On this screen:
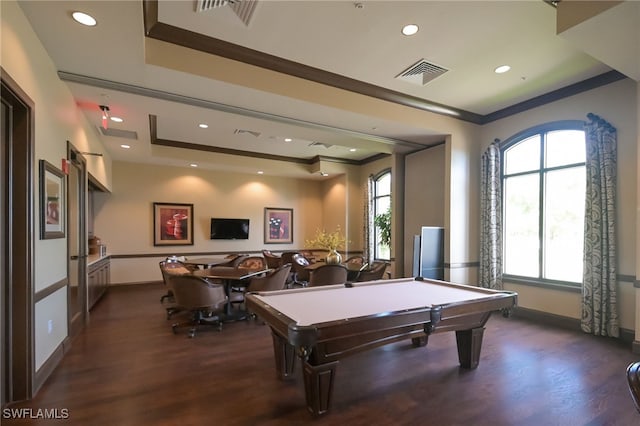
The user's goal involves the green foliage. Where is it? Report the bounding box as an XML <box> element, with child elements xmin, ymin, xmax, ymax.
<box><xmin>374</xmin><ymin>208</ymin><xmax>391</xmax><ymax>247</ymax></box>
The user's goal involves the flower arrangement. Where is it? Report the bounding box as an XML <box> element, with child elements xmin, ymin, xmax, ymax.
<box><xmin>305</xmin><ymin>226</ymin><xmax>347</xmax><ymax>251</ymax></box>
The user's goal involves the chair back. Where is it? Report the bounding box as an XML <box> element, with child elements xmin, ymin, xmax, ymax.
<box><xmin>628</xmin><ymin>361</ymin><xmax>640</xmax><ymax>413</ymax></box>
<box><xmin>236</xmin><ymin>256</ymin><xmax>267</xmax><ymax>270</ymax></box>
<box><xmin>291</xmin><ymin>253</ymin><xmax>311</xmax><ymax>284</ymax></box>
<box><xmin>345</xmin><ymin>255</ymin><xmax>366</xmax><ymax>267</ymax></box>
<box><xmin>168</xmin><ymin>274</ymin><xmax>227</xmax><ymax>311</ymax></box>
<box><xmin>248</xmin><ymin>264</ymin><xmax>292</xmax><ymax>292</ymax></box>
<box><xmin>279</xmin><ymin>251</ymin><xmax>300</xmax><ymax>267</ymax></box>
<box><xmin>308</xmin><ymin>264</ymin><xmax>348</xmax><ymax>287</ymax></box>
<box><xmin>159</xmin><ymin>259</ymin><xmax>197</xmax><ymax>284</ymax></box>
<box><xmin>262</xmin><ymin>250</ymin><xmax>282</xmax><ymax>268</ymax></box>
<box><xmin>225</xmin><ymin>254</ymin><xmax>249</xmax><ymax>267</ymax></box>
<box><xmin>356</xmin><ymin>261</ymin><xmax>389</xmax><ymax>282</ymax></box>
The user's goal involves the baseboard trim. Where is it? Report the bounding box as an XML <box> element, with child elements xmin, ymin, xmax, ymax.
<box><xmin>33</xmin><ymin>336</ymin><xmax>71</xmax><ymax>394</ymax></box>
<box><xmin>512</xmin><ymin>306</ymin><xmax>635</xmax><ymax>346</ymax></box>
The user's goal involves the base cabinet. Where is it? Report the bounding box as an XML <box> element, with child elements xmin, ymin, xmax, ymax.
<box><xmin>88</xmin><ymin>257</ymin><xmax>110</xmax><ymax>309</ymax></box>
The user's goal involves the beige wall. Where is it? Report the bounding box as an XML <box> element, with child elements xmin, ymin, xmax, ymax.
<box><xmin>2</xmin><ymin>0</ymin><xmax>111</xmax><ymax>370</ymax></box>
<box><xmin>480</xmin><ymin>78</ymin><xmax>638</xmax><ymax>330</ymax></box>
<box><xmin>96</xmin><ymin>161</ymin><xmax>332</xmax><ymax>283</ymax></box>
<box><xmin>404</xmin><ymin>144</ymin><xmax>446</xmax><ymax>275</ymax></box>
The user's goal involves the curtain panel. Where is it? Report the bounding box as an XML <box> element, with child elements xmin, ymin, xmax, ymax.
<box><xmin>581</xmin><ymin>113</ymin><xmax>619</xmax><ymax>337</ymax></box>
<box><xmin>479</xmin><ymin>140</ymin><xmax>503</xmax><ymax>290</ymax></box>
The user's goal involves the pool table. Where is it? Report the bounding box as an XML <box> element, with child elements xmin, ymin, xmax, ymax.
<box><xmin>245</xmin><ymin>277</ymin><xmax>518</xmax><ymax>416</ymax></box>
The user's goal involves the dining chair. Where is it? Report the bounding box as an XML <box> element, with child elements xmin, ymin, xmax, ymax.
<box><xmin>280</xmin><ymin>251</ymin><xmax>300</xmax><ymax>286</ymax></box>
<box><xmin>355</xmin><ymin>261</ymin><xmax>389</xmax><ymax>282</ymax></box>
<box><xmin>308</xmin><ymin>264</ymin><xmax>348</xmax><ymax>287</ymax></box>
<box><xmin>168</xmin><ymin>274</ymin><xmax>228</xmax><ymax>338</ymax></box>
<box><xmin>245</xmin><ymin>263</ymin><xmax>292</xmax><ymax>320</ymax></box>
<box><xmin>159</xmin><ymin>258</ymin><xmax>199</xmax><ymax>319</ymax></box>
<box><xmin>291</xmin><ymin>253</ymin><xmax>311</xmax><ymax>287</ymax></box>
<box><xmin>262</xmin><ymin>250</ymin><xmax>282</xmax><ymax>269</ymax></box>
<box><xmin>627</xmin><ymin>361</ymin><xmax>640</xmax><ymax>413</ymax></box>
<box><xmin>345</xmin><ymin>255</ymin><xmax>366</xmax><ymax>267</ymax></box>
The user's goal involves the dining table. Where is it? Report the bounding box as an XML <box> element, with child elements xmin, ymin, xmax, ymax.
<box><xmin>194</xmin><ymin>266</ymin><xmax>270</xmax><ymax>321</ymax></box>
<box><xmin>182</xmin><ymin>256</ymin><xmax>231</xmax><ymax>269</ymax></box>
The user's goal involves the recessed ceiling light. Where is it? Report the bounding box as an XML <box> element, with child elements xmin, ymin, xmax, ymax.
<box><xmin>190</xmin><ymin>163</ymin><xmax>198</xmax><ymax>168</ymax></box>
<box><xmin>495</xmin><ymin>65</ymin><xmax>511</xmax><ymax>74</ymax></box>
<box><xmin>110</xmin><ymin>116</ymin><xmax>123</xmax><ymax>123</ymax></box>
<box><xmin>401</xmin><ymin>24</ymin><xmax>419</xmax><ymax>36</ymax></box>
<box><xmin>320</xmin><ymin>172</ymin><xmax>329</xmax><ymax>177</ymax></box>
<box><xmin>257</xmin><ymin>171</ymin><xmax>264</xmax><ymax>175</ymax></box>
<box><xmin>198</xmin><ymin>123</ymin><xmax>208</xmax><ymax>129</ymax></box>
<box><xmin>120</xmin><ymin>144</ymin><xmax>130</xmax><ymax>149</ymax></box>
<box><xmin>72</xmin><ymin>11</ymin><xmax>97</xmax><ymax>26</ymax></box>
<box><xmin>284</xmin><ymin>138</ymin><xmax>292</xmax><ymax>142</ymax></box>
<box><xmin>349</xmin><ymin>148</ymin><xmax>357</xmax><ymax>152</ymax></box>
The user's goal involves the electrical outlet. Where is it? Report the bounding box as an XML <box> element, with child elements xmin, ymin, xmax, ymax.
<box><xmin>47</xmin><ymin>319</ymin><xmax>53</xmax><ymax>334</ymax></box>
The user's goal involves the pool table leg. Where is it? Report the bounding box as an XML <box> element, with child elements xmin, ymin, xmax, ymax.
<box><xmin>271</xmin><ymin>333</ymin><xmax>296</xmax><ymax>379</ymax></box>
<box><xmin>455</xmin><ymin>327</ymin><xmax>485</xmax><ymax>369</ymax></box>
<box><xmin>302</xmin><ymin>360</ymin><xmax>338</xmax><ymax>416</ymax></box>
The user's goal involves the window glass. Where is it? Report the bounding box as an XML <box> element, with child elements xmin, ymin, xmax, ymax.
<box><xmin>545</xmin><ymin>130</ymin><xmax>585</xmax><ymax>168</ymax></box>
<box><xmin>373</xmin><ymin>171</ymin><xmax>391</xmax><ymax>261</ymax></box>
<box><xmin>501</xmin><ymin>126</ymin><xmax>586</xmax><ymax>286</ymax></box>
<box><xmin>504</xmin><ymin>135</ymin><xmax>540</xmax><ymax>175</ymax></box>
<box><xmin>504</xmin><ymin>174</ymin><xmax>540</xmax><ymax>276</ymax></box>
<box><xmin>543</xmin><ymin>168</ymin><xmax>585</xmax><ymax>282</ymax></box>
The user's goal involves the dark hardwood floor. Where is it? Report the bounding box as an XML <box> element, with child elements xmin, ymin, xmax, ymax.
<box><xmin>4</xmin><ymin>283</ymin><xmax>640</xmax><ymax>425</ymax></box>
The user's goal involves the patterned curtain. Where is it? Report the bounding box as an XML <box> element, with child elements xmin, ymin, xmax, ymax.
<box><xmin>479</xmin><ymin>140</ymin><xmax>503</xmax><ymax>289</ymax></box>
<box><xmin>363</xmin><ymin>175</ymin><xmax>375</xmax><ymax>265</ymax></box>
<box><xmin>581</xmin><ymin>113</ymin><xmax>618</xmax><ymax>337</ymax></box>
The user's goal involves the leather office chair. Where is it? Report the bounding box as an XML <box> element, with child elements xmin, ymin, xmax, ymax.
<box><xmin>225</xmin><ymin>253</ymin><xmax>249</xmax><ymax>267</ymax></box>
<box><xmin>356</xmin><ymin>261</ymin><xmax>389</xmax><ymax>282</ymax></box>
<box><xmin>168</xmin><ymin>274</ymin><xmax>228</xmax><ymax>338</ymax></box>
<box><xmin>291</xmin><ymin>253</ymin><xmax>311</xmax><ymax>287</ymax></box>
<box><xmin>262</xmin><ymin>250</ymin><xmax>282</xmax><ymax>269</ymax></box>
<box><xmin>159</xmin><ymin>259</ymin><xmax>199</xmax><ymax>319</ymax></box>
<box><xmin>627</xmin><ymin>361</ymin><xmax>640</xmax><ymax>413</ymax></box>
<box><xmin>308</xmin><ymin>264</ymin><xmax>348</xmax><ymax>287</ymax></box>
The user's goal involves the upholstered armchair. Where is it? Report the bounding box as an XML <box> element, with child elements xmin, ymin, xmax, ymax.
<box><xmin>168</xmin><ymin>274</ymin><xmax>228</xmax><ymax>338</ymax></box>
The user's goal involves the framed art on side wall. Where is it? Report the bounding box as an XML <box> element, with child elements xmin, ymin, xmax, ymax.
<box><xmin>39</xmin><ymin>159</ymin><xmax>65</xmax><ymax>239</ymax></box>
<box><xmin>153</xmin><ymin>202</ymin><xmax>194</xmax><ymax>246</ymax></box>
<box><xmin>264</xmin><ymin>207</ymin><xmax>293</xmax><ymax>244</ymax></box>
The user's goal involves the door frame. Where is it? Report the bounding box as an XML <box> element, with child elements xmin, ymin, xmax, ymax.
<box><xmin>66</xmin><ymin>144</ymin><xmax>87</xmax><ymax>337</ymax></box>
<box><xmin>1</xmin><ymin>68</ymin><xmax>35</xmax><ymax>404</ymax></box>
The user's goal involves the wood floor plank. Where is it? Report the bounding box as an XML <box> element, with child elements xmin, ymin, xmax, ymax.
<box><xmin>3</xmin><ymin>283</ymin><xmax>639</xmax><ymax>425</ymax></box>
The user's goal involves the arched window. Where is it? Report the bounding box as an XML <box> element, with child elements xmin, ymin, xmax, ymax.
<box><xmin>502</xmin><ymin>122</ymin><xmax>585</xmax><ymax>286</ymax></box>
<box><xmin>373</xmin><ymin>170</ymin><xmax>391</xmax><ymax>260</ymax></box>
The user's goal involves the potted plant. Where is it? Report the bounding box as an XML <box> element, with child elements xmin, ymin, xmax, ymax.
<box><xmin>305</xmin><ymin>226</ymin><xmax>347</xmax><ymax>264</ymax></box>
<box><xmin>374</xmin><ymin>207</ymin><xmax>391</xmax><ymax>248</ymax></box>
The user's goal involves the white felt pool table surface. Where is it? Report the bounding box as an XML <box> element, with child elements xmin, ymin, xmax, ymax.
<box><xmin>249</xmin><ymin>277</ymin><xmax>507</xmax><ymax>326</ymax></box>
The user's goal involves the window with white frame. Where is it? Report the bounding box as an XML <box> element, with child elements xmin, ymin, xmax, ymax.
<box><xmin>373</xmin><ymin>170</ymin><xmax>391</xmax><ymax>260</ymax></box>
<box><xmin>502</xmin><ymin>125</ymin><xmax>586</xmax><ymax>286</ymax></box>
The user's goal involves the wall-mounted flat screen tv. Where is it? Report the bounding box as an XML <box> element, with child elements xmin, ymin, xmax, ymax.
<box><xmin>210</xmin><ymin>218</ymin><xmax>250</xmax><ymax>240</ymax></box>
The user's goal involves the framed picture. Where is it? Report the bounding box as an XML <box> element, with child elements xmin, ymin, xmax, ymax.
<box><xmin>153</xmin><ymin>202</ymin><xmax>194</xmax><ymax>246</ymax></box>
<box><xmin>39</xmin><ymin>160</ymin><xmax>65</xmax><ymax>239</ymax></box>
<box><xmin>264</xmin><ymin>207</ymin><xmax>293</xmax><ymax>244</ymax></box>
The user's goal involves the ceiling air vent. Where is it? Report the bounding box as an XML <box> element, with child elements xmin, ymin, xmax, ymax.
<box><xmin>196</xmin><ymin>0</ymin><xmax>237</xmax><ymax>11</ymax></box>
<box><xmin>196</xmin><ymin>0</ymin><xmax>258</xmax><ymax>26</ymax></box>
<box><xmin>396</xmin><ymin>59</ymin><xmax>449</xmax><ymax>86</ymax></box>
<box><xmin>234</xmin><ymin>129</ymin><xmax>261</xmax><ymax>137</ymax></box>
